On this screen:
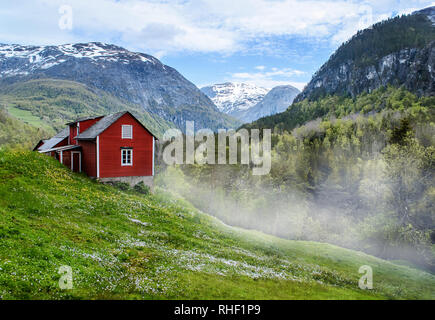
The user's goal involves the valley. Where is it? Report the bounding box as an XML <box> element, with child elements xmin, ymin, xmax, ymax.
<box><xmin>0</xmin><ymin>4</ymin><xmax>434</xmax><ymax>301</ymax></box>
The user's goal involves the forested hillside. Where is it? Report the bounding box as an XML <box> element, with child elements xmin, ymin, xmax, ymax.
<box><xmin>294</xmin><ymin>8</ymin><xmax>435</xmax><ymax>102</ymax></box>
<box><xmin>326</xmin><ymin>11</ymin><xmax>435</xmax><ymax>69</ymax></box>
<box><xmin>0</xmin><ymin>108</ymin><xmax>48</xmax><ymax>149</ymax></box>
<box><xmin>244</xmin><ymin>86</ymin><xmax>435</xmax><ymax>133</ymax></box>
<box><xmin>0</xmin><ymin>79</ymin><xmax>174</xmax><ymax>146</ymax></box>
<box><xmin>159</xmin><ymin>87</ymin><xmax>435</xmax><ymax>272</ymax></box>
<box><xmin>219</xmin><ymin>10</ymin><xmax>435</xmax><ymax>273</ymax></box>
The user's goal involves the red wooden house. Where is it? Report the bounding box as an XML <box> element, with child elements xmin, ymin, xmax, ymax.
<box><xmin>34</xmin><ymin>111</ymin><xmax>157</xmax><ymax>188</ymax></box>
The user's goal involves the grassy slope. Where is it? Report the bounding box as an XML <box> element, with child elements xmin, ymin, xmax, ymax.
<box><xmin>0</xmin><ymin>150</ymin><xmax>433</xmax><ymax>300</ymax></box>
<box><xmin>0</xmin><ymin>109</ymin><xmax>49</xmax><ymax>149</ymax></box>
<box><xmin>0</xmin><ymin>79</ymin><xmax>174</xmax><ymax>139</ymax></box>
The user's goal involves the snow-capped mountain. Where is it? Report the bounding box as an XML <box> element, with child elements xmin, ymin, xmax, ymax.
<box><xmin>201</xmin><ymin>82</ymin><xmax>269</xmax><ymax>118</ymax></box>
<box><xmin>0</xmin><ymin>42</ymin><xmax>159</xmax><ymax>76</ymax></box>
<box><xmin>241</xmin><ymin>85</ymin><xmax>300</xmax><ymax>123</ymax></box>
<box><xmin>0</xmin><ymin>42</ymin><xmax>239</xmax><ymax>130</ymax></box>
<box><xmin>201</xmin><ymin>82</ymin><xmax>300</xmax><ymax>123</ymax></box>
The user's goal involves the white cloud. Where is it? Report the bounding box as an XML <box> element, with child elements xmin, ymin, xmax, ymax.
<box><xmin>1</xmin><ymin>0</ymin><xmax>432</xmax><ymax>56</ymax></box>
<box><xmin>230</xmin><ymin>67</ymin><xmax>306</xmax><ymax>90</ymax></box>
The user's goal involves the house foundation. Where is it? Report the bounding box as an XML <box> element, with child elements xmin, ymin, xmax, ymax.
<box><xmin>99</xmin><ymin>176</ymin><xmax>154</xmax><ymax>189</ymax></box>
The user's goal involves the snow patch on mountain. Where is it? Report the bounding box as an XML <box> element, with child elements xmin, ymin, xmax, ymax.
<box><xmin>0</xmin><ymin>41</ymin><xmax>239</xmax><ymax>130</ymax></box>
<box><xmin>201</xmin><ymin>82</ymin><xmax>300</xmax><ymax>123</ymax></box>
<box><xmin>241</xmin><ymin>85</ymin><xmax>300</xmax><ymax>123</ymax></box>
<box><xmin>201</xmin><ymin>82</ymin><xmax>269</xmax><ymax>115</ymax></box>
<box><xmin>0</xmin><ymin>42</ymin><xmax>159</xmax><ymax>77</ymax></box>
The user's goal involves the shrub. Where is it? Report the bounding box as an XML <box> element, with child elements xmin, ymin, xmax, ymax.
<box><xmin>108</xmin><ymin>181</ymin><xmax>131</xmax><ymax>191</ymax></box>
<box><xmin>134</xmin><ymin>181</ymin><xmax>150</xmax><ymax>195</ymax></box>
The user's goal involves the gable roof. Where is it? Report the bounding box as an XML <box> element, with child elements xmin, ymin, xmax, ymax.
<box><xmin>36</xmin><ymin>127</ymin><xmax>70</xmax><ymax>151</ymax></box>
<box><xmin>66</xmin><ymin>115</ymin><xmax>104</xmax><ymax>125</ymax></box>
<box><xmin>75</xmin><ymin>111</ymin><xmax>158</xmax><ymax>140</ymax></box>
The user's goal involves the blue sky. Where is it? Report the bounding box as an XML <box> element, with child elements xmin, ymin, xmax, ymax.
<box><xmin>1</xmin><ymin>0</ymin><xmax>434</xmax><ymax>90</ymax></box>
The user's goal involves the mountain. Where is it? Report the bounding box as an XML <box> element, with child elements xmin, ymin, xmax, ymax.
<box><xmin>241</xmin><ymin>85</ymin><xmax>300</xmax><ymax>123</ymax></box>
<box><xmin>1</xmin><ymin>149</ymin><xmax>434</xmax><ymax>299</ymax></box>
<box><xmin>246</xmin><ymin>7</ymin><xmax>435</xmax><ymax>132</ymax></box>
<box><xmin>201</xmin><ymin>82</ymin><xmax>269</xmax><ymax>119</ymax></box>
<box><xmin>201</xmin><ymin>82</ymin><xmax>300</xmax><ymax>123</ymax></box>
<box><xmin>0</xmin><ymin>42</ymin><xmax>240</xmax><ymax>131</ymax></box>
<box><xmin>0</xmin><ymin>79</ymin><xmax>174</xmax><ymax>140</ymax></box>
<box><xmin>294</xmin><ymin>6</ymin><xmax>435</xmax><ymax>103</ymax></box>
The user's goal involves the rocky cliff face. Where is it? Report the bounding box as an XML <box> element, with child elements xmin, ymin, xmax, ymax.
<box><xmin>0</xmin><ymin>42</ymin><xmax>239</xmax><ymax>130</ymax></box>
<box><xmin>295</xmin><ymin>7</ymin><xmax>435</xmax><ymax>102</ymax></box>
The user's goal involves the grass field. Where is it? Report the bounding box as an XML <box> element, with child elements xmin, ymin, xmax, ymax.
<box><xmin>6</xmin><ymin>106</ymin><xmax>54</xmax><ymax>133</ymax></box>
<box><xmin>0</xmin><ymin>150</ymin><xmax>433</xmax><ymax>299</ymax></box>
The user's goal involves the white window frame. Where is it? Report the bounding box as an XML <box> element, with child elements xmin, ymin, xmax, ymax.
<box><xmin>122</xmin><ymin>125</ymin><xmax>133</xmax><ymax>139</ymax></box>
<box><xmin>121</xmin><ymin>148</ymin><xmax>133</xmax><ymax>166</ymax></box>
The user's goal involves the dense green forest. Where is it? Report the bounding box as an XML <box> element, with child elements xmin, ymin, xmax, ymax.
<box><xmin>327</xmin><ymin>12</ymin><xmax>435</xmax><ymax>69</ymax></box>
<box><xmin>244</xmin><ymin>86</ymin><xmax>435</xmax><ymax>134</ymax></box>
<box><xmin>157</xmin><ymin>87</ymin><xmax>435</xmax><ymax>272</ymax></box>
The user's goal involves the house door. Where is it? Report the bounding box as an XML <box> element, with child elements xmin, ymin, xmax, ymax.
<box><xmin>71</xmin><ymin>152</ymin><xmax>81</xmax><ymax>173</ymax></box>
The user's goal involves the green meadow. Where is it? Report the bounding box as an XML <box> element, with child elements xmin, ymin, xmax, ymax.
<box><xmin>0</xmin><ymin>150</ymin><xmax>433</xmax><ymax>299</ymax></box>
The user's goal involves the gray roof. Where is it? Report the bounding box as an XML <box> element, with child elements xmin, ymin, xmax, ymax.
<box><xmin>75</xmin><ymin>111</ymin><xmax>129</xmax><ymax>140</ymax></box>
<box><xmin>38</xmin><ymin>127</ymin><xmax>69</xmax><ymax>151</ymax></box>
<box><xmin>66</xmin><ymin>115</ymin><xmax>104</xmax><ymax>125</ymax></box>
<box><xmin>38</xmin><ymin>144</ymin><xmax>81</xmax><ymax>153</ymax></box>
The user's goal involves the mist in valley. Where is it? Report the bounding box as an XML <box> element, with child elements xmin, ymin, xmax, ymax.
<box><xmin>155</xmin><ymin>110</ymin><xmax>435</xmax><ymax>273</ymax></box>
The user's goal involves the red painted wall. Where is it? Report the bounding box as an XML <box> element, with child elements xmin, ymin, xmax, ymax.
<box><xmin>69</xmin><ymin>117</ymin><xmax>103</xmax><ymax>145</ymax></box>
<box><xmin>55</xmin><ymin>137</ymin><xmax>68</xmax><ymax>148</ymax></box>
<box><xmin>69</xmin><ymin>124</ymin><xmax>77</xmax><ymax>145</ymax></box>
<box><xmin>79</xmin><ymin>140</ymin><xmax>97</xmax><ymax>177</ymax></box>
<box><xmin>98</xmin><ymin>113</ymin><xmax>153</xmax><ymax>178</ymax></box>
<box><xmin>62</xmin><ymin>150</ymin><xmax>72</xmax><ymax>169</ymax></box>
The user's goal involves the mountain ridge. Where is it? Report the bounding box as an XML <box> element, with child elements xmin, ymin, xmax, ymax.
<box><xmin>241</xmin><ymin>85</ymin><xmax>300</xmax><ymax>123</ymax></box>
<box><xmin>0</xmin><ymin>42</ymin><xmax>240</xmax><ymax>131</ymax></box>
<box><xmin>201</xmin><ymin>82</ymin><xmax>269</xmax><ymax>118</ymax></box>
<box><xmin>201</xmin><ymin>82</ymin><xmax>299</xmax><ymax>123</ymax></box>
<box><xmin>294</xmin><ymin>6</ymin><xmax>435</xmax><ymax>103</ymax></box>
<box><xmin>0</xmin><ymin>78</ymin><xmax>174</xmax><ymax>139</ymax></box>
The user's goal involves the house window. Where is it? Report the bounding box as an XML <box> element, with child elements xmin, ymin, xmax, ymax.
<box><xmin>121</xmin><ymin>148</ymin><xmax>133</xmax><ymax>166</ymax></box>
<box><xmin>122</xmin><ymin>125</ymin><xmax>133</xmax><ymax>139</ymax></box>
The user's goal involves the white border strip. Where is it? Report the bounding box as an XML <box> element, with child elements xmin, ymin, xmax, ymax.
<box><xmin>96</xmin><ymin>135</ymin><xmax>100</xmax><ymax>178</ymax></box>
<box><xmin>152</xmin><ymin>136</ymin><xmax>155</xmax><ymax>176</ymax></box>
